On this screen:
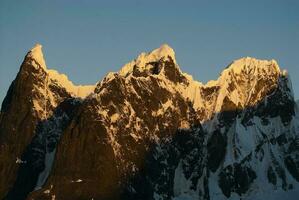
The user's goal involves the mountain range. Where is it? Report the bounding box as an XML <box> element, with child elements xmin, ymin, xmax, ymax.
<box><xmin>0</xmin><ymin>44</ymin><xmax>298</xmax><ymax>200</ymax></box>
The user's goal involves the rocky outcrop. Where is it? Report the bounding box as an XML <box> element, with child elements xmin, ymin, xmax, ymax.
<box><xmin>1</xmin><ymin>44</ymin><xmax>298</xmax><ymax>200</ymax></box>
<box><xmin>0</xmin><ymin>44</ymin><xmax>94</xmax><ymax>199</ymax></box>
<box><xmin>0</xmin><ymin>44</ymin><xmax>68</xmax><ymax>198</ymax></box>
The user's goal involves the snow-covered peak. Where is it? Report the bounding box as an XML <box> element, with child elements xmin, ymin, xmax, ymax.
<box><xmin>210</xmin><ymin>57</ymin><xmax>282</xmax><ymax>112</ymax></box>
<box><xmin>222</xmin><ymin>57</ymin><xmax>280</xmax><ymax>76</ymax></box>
<box><xmin>24</xmin><ymin>44</ymin><xmax>96</xmax><ymax>99</ymax></box>
<box><xmin>26</xmin><ymin>43</ymin><xmax>47</xmax><ymax>69</ymax></box>
<box><xmin>24</xmin><ymin>44</ymin><xmax>292</xmax><ymax>118</ymax></box>
<box><xmin>150</xmin><ymin>44</ymin><xmax>175</xmax><ymax>60</ymax></box>
<box><xmin>119</xmin><ymin>44</ymin><xmax>176</xmax><ymax>76</ymax></box>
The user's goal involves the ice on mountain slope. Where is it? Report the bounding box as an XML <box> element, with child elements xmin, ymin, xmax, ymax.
<box><xmin>173</xmin><ymin>161</ymin><xmax>194</xmax><ymax>197</ymax></box>
<box><xmin>32</xmin><ymin>99</ymin><xmax>82</xmax><ymax>191</ymax></box>
<box><xmin>27</xmin><ymin>44</ymin><xmax>96</xmax><ymax>99</ymax></box>
<box><xmin>222</xmin><ymin>116</ymin><xmax>289</xmax><ymax>167</ymax></box>
<box><xmin>35</xmin><ymin>149</ymin><xmax>56</xmax><ymax>190</ymax></box>
<box><xmin>171</xmin><ymin>116</ymin><xmax>299</xmax><ymax>199</ymax></box>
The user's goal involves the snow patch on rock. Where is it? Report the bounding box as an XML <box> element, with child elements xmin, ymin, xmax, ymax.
<box><xmin>35</xmin><ymin>149</ymin><xmax>56</xmax><ymax>190</ymax></box>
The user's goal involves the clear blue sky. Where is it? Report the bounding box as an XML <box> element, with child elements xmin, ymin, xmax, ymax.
<box><xmin>1</xmin><ymin>0</ymin><xmax>298</xmax><ymax>103</ymax></box>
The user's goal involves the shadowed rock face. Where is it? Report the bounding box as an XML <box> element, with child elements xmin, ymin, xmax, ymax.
<box><xmin>5</xmin><ymin>99</ymin><xmax>82</xmax><ymax>200</ymax></box>
<box><xmin>1</xmin><ymin>44</ymin><xmax>299</xmax><ymax>200</ymax></box>
<box><xmin>0</xmin><ymin>48</ymin><xmax>73</xmax><ymax>198</ymax></box>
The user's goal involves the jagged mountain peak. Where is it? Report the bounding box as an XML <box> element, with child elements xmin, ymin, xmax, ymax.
<box><xmin>22</xmin><ymin>44</ymin><xmax>293</xmax><ymax>120</ymax></box>
<box><xmin>222</xmin><ymin>57</ymin><xmax>281</xmax><ymax>77</ymax></box>
<box><xmin>205</xmin><ymin>57</ymin><xmax>286</xmax><ymax>113</ymax></box>
<box><xmin>96</xmin><ymin>48</ymin><xmax>294</xmax><ymax>124</ymax></box>
<box><xmin>25</xmin><ymin>43</ymin><xmax>47</xmax><ymax>70</ymax></box>
<box><xmin>119</xmin><ymin>44</ymin><xmax>177</xmax><ymax>77</ymax></box>
<box><xmin>1</xmin><ymin>44</ymin><xmax>299</xmax><ymax>200</ymax></box>
<box><xmin>151</xmin><ymin>43</ymin><xmax>175</xmax><ymax>60</ymax></box>
<box><xmin>21</xmin><ymin>44</ymin><xmax>96</xmax><ymax>99</ymax></box>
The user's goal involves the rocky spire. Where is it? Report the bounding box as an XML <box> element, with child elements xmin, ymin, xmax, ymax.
<box><xmin>1</xmin><ymin>44</ymin><xmax>298</xmax><ymax>200</ymax></box>
<box><xmin>20</xmin><ymin>44</ymin><xmax>95</xmax><ymax>99</ymax></box>
<box><xmin>25</xmin><ymin>43</ymin><xmax>47</xmax><ymax>70</ymax></box>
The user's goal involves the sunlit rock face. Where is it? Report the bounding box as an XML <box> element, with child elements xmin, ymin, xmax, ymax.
<box><xmin>0</xmin><ymin>44</ymin><xmax>298</xmax><ymax>200</ymax></box>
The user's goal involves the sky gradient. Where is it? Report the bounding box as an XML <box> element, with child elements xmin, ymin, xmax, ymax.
<box><xmin>1</xmin><ymin>0</ymin><xmax>299</xmax><ymax>104</ymax></box>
